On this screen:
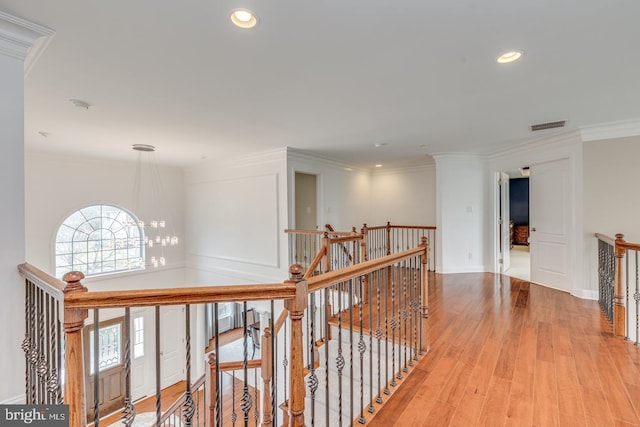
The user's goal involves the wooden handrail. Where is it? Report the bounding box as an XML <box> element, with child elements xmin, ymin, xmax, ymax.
<box><xmin>307</xmin><ymin>245</ymin><xmax>426</xmax><ymax>292</ymax></box>
<box><xmin>616</xmin><ymin>240</ymin><xmax>640</xmax><ymax>252</ymax></box>
<box><xmin>595</xmin><ymin>233</ymin><xmax>616</xmax><ymax>246</ymax></box>
<box><xmin>303</xmin><ymin>247</ymin><xmax>326</xmax><ymax>279</ymax></box>
<box><xmin>388</xmin><ymin>224</ymin><xmax>437</xmax><ymax>230</ymax></box>
<box><xmin>18</xmin><ymin>263</ymin><xmax>66</xmax><ymax>296</ymax></box>
<box><xmin>64</xmin><ymin>283</ymin><xmax>297</xmax><ymax>310</ymax></box>
<box><xmin>284</xmin><ymin>228</ymin><xmax>358</xmax><ymax>237</ymax></box>
<box><xmin>217</xmin><ymin>359</ymin><xmax>262</xmax><ymax>371</ymax></box>
<box><xmin>327</xmin><ymin>234</ymin><xmax>363</xmax><ymax>244</ymax></box>
<box><xmin>158</xmin><ymin>373</ymin><xmax>206</xmax><ymax>425</ymax></box>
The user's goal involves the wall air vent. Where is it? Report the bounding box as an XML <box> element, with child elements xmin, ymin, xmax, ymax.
<box><xmin>530</xmin><ymin>120</ymin><xmax>566</xmax><ymax>131</ymax></box>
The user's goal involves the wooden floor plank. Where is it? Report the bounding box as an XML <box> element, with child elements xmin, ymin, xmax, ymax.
<box><xmin>365</xmin><ymin>272</ymin><xmax>640</xmax><ymax>427</ymax></box>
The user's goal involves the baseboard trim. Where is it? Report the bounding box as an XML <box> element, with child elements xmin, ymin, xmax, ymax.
<box><xmin>572</xmin><ymin>289</ymin><xmax>598</xmax><ymax>300</ymax></box>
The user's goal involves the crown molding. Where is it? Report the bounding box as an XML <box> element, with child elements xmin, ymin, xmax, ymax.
<box><xmin>579</xmin><ymin>119</ymin><xmax>640</xmax><ymax>142</ymax></box>
<box><xmin>0</xmin><ymin>11</ymin><xmax>54</xmax><ymax>74</ymax></box>
<box><xmin>286</xmin><ymin>147</ymin><xmax>369</xmax><ymax>174</ymax></box>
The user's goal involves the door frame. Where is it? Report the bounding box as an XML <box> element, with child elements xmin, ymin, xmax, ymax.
<box><xmin>488</xmin><ymin>131</ymin><xmax>584</xmax><ymax>297</ymax></box>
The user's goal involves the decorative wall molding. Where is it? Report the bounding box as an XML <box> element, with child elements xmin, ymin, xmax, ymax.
<box><xmin>0</xmin><ymin>11</ymin><xmax>54</xmax><ymax>75</ymax></box>
<box><xmin>287</xmin><ymin>147</ymin><xmax>369</xmax><ymax>174</ymax></box>
<box><xmin>580</xmin><ymin>119</ymin><xmax>640</xmax><ymax>142</ymax></box>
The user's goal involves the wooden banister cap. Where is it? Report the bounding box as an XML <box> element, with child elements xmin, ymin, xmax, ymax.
<box><xmin>615</xmin><ymin>233</ymin><xmax>625</xmax><ymax>240</ymax></box>
<box><xmin>288</xmin><ymin>264</ymin><xmax>304</xmax><ymax>281</ymax></box>
<box><xmin>62</xmin><ymin>271</ymin><xmax>87</xmax><ymax>294</ymax></box>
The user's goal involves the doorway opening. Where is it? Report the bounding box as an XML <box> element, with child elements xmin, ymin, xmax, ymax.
<box><xmin>294</xmin><ymin>172</ymin><xmax>318</xmax><ymax>230</ymax></box>
<box><xmin>498</xmin><ymin>171</ymin><xmax>530</xmax><ymax>281</ymax></box>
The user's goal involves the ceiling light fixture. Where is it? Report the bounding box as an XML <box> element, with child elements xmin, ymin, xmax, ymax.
<box><xmin>130</xmin><ymin>144</ymin><xmax>179</xmax><ymax>268</ymax></box>
<box><xmin>374</xmin><ymin>143</ymin><xmax>387</xmax><ymax>148</ymax></box>
<box><xmin>375</xmin><ymin>164</ymin><xmax>383</xmax><ymax>168</ymax></box>
<box><xmin>496</xmin><ymin>50</ymin><xmax>523</xmax><ymax>64</ymax></box>
<box><xmin>230</xmin><ymin>9</ymin><xmax>258</xmax><ymax>29</ymax></box>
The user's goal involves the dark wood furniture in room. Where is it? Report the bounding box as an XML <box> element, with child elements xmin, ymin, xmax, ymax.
<box><xmin>514</xmin><ymin>225</ymin><xmax>529</xmax><ymax>245</ymax></box>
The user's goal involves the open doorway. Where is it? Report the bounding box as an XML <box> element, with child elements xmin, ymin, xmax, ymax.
<box><xmin>508</xmin><ymin>174</ymin><xmax>530</xmax><ymax>281</ymax></box>
<box><xmin>497</xmin><ymin>170</ymin><xmax>530</xmax><ymax>281</ymax></box>
<box><xmin>294</xmin><ymin>172</ymin><xmax>318</xmax><ymax>230</ymax></box>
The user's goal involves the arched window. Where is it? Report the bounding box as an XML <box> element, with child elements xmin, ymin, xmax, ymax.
<box><xmin>55</xmin><ymin>205</ymin><xmax>144</xmax><ymax>278</ymax></box>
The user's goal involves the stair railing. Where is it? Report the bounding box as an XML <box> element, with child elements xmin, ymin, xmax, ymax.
<box><xmin>19</xmin><ymin>236</ymin><xmax>429</xmax><ymax>427</ymax></box>
<box><xmin>595</xmin><ymin>233</ymin><xmax>640</xmax><ymax>342</ymax></box>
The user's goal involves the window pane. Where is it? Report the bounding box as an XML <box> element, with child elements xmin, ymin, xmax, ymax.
<box><xmin>56</xmin><ymin>205</ymin><xmax>144</xmax><ymax>278</ymax></box>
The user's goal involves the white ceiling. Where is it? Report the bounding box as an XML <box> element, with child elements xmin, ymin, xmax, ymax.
<box><xmin>2</xmin><ymin>0</ymin><xmax>640</xmax><ymax>168</ymax></box>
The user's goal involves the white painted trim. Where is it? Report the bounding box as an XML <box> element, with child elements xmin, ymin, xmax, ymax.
<box><xmin>0</xmin><ymin>394</ymin><xmax>25</xmax><ymax>404</ymax></box>
<box><xmin>370</xmin><ymin>163</ymin><xmax>436</xmax><ymax>176</ymax></box>
<box><xmin>439</xmin><ymin>265</ymin><xmax>487</xmax><ymax>274</ymax></box>
<box><xmin>0</xmin><ymin>11</ymin><xmax>54</xmax><ymax>65</ymax></box>
<box><xmin>580</xmin><ymin>119</ymin><xmax>640</xmax><ymax>142</ymax></box>
<box><xmin>286</xmin><ymin>147</ymin><xmax>369</xmax><ymax>174</ymax></box>
<box><xmin>572</xmin><ymin>289</ymin><xmax>598</xmax><ymax>301</ymax></box>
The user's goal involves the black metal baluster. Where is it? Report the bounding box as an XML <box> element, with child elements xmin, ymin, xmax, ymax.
<box><xmin>22</xmin><ymin>280</ymin><xmax>30</xmax><ymax>403</ymax></box>
<box><xmin>93</xmin><ymin>309</ymin><xmax>100</xmax><ymax>425</ymax></box>
<box><xmin>375</xmin><ymin>270</ymin><xmax>383</xmax><ymax>404</ymax></box>
<box><xmin>155</xmin><ymin>306</ymin><xmax>162</xmax><ymax>426</ymax></box>
<box><xmin>635</xmin><ymin>251</ymin><xmax>640</xmax><ymax>346</ymax></box>
<box><xmin>368</xmin><ymin>271</ymin><xmax>374</xmax><ymax>414</ymax></box>
<box><xmin>398</xmin><ymin>262</ymin><xmax>405</xmax><ymax>379</ymax></box>
<box><xmin>122</xmin><ymin>308</ymin><xmax>136</xmax><ymax>426</ymax></box>
<box><xmin>384</xmin><ymin>266</ymin><xmax>390</xmax><ymax>395</ymax></box>
<box><xmin>324</xmin><ymin>287</ymin><xmax>330</xmax><ymax>426</ymax></box>
<box><xmin>358</xmin><ymin>276</ymin><xmax>366</xmax><ymax>424</ymax></box>
<box><xmin>390</xmin><ymin>265</ymin><xmax>397</xmax><ymax>387</ymax></box>
<box><xmin>413</xmin><ymin>258</ymin><xmax>419</xmax><ymax>362</ymax></box>
<box><xmin>37</xmin><ymin>287</ymin><xmax>44</xmax><ymax>403</ymax></box>
<box><xmin>254</xmin><ymin>369</ymin><xmax>259</xmax><ymax>427</ymax></box>
<box><xmin>308</xmin><ymin>291</ymin><xmax>318</xmax><ymax>426</ymax></box>
<box><xmin>270</xmin><ymin>300</ymin><xmax>277</xmax><ymax>427</ymax></box>
<box><xmin>242</xmin><ymin>303</ymin><xmax>252</xmax><ymax>427</ymax></box>
<box><xmin>184</xmin><ymin>304</ymin><xmax>195</xmax><ymax>426</ymax></box>
<box><xmin>337</xmin><ymin>281</ymin><xmax>345</xmax><ymax>426</ymax></box>
<box><xmin>232</xmin><ymin>370</ymin><xmax>237</xmax><ymax>426</ymax></box>
<box><xmin>214</xmin><ymin>303</ymin><xmax>222</xmax><ymax>427</ymax></box>
<box><xmin>349</xmin><ymin>278</ymin><xmax>355</xmax><ymax>426</ymax></box>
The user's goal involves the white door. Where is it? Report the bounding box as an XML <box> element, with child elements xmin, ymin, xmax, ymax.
<box><xmin>530</xmin><ymin>158</ymin><xmax>571</xmax><ymax>292</ymax></box>
<box><xmin>500</xmin><ymin>172</ymin><xmax>511</xmax><ymax>272</ymax></box>
<box><xmin>160</xmin><ymin>306</ymin><xmax>185</xmax><ymax>388</ymax></box>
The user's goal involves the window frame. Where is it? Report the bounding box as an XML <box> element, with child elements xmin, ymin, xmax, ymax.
<box><xmin>54</xmin><ymin>204</ymin><xmax>145</xmax><ymax>279</ymax></box>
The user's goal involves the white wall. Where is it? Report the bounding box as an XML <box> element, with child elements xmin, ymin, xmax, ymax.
<box><xmin>184</xmin><ymin>148</ymin><xmax>289</xmax><ymax>285</ymax></box>
<box><xmin>0</xmin><ymin>50</ymin><xmax>28</xmax><ymax>404</ymax></box>
<box><xmin>583</xmin><ymin>135</ymin><xmax>640</xmax><ymax>294</ymax></box>
<box><xmin>584</xmin><ymin>135</ymin><xmax>640</xmax><ymax>242</ymax></box>
<box><xmin>369</xmin><ymin>165</ymin><xmax>436</xmax><ymax>226</ymax></box>
<box><xmin>25</xmin><ymin>151</ymin><xmax>185</xmax><ymax>279</ymax></box>
<box><xmin>287</xmin><ymin>150</ymin><xmax>370</xmax><ymax>232</ymax></box>
<box><xmin>434</xmin><ymin>155</ymin><xmax>489</xmax><ymax>273</ymax></box>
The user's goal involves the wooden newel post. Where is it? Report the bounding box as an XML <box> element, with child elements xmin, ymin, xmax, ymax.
<box><xmin>261</xmin><ymin>327</ymin><xmax>274</xmax><ymax>427</ymax></box>
<box><xmin>62</xmin><ymin>271</ymin><xmax>89</xmax><ymax>427</ymax></box>
<box><xmin>614</xmin><ymin>233</ymin><xmax>627</xmax><ymax>337</ymax></box>
<box><xmin>284</xmin><ymin>264</ymin><xmax>308</xmax><ymax>427</ymax></box>
<box><xmin>321</xmin><ymin>232</ymin><xmax>331</xmax><ymax>272</ymax></box>
<box><xmin>208</xmin><ymin>352</ymin><xmax>218</xmax><ymax>426</ymax></box>
<box><xmin>420</xmin><ymin>237</ymin><xmax>430</xmax><ymax>353</ymax></box>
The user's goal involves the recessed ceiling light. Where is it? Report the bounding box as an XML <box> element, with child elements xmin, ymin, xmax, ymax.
<box><xmin>230</xmin><ymin>9</ymin><xmax>258</xmax><ymax>29</ymax></box>
<box><xmin>344</xmin><ymin>167</ymin><xmax>353</xmax><ymax>172</ymax></box>
<box><xmin>374</xmin><ymin>143</ymin><xmax>387</xmax><ymax>148</ymax></box>
<box><xmin>375</xmin><ymin>164</ymin><xmax>383</xmax><ymax>168</ymax></box>
<box><xmin>496</xmin><ymin>50</ymin><xmax>523</xmax><ymax>64</ymax></box>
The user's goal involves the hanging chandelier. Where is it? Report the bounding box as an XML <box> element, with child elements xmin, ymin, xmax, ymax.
<box><xmin>129</xmin><ymin>144</ymin><xmax>179</xmax><ymax>268</ymax></box>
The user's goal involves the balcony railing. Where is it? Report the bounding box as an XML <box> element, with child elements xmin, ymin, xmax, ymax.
<box><xmin>595</xmin><ymin>233</ymin><xmax>640</xmax><ymax>342</ymax></box>
<box><xmin>19</xmin><ymin>232</ymin><xmax>430</xmax><ymax>427</ymax></box>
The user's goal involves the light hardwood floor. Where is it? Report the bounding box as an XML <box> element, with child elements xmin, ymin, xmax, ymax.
<box><xmin>369</xmin><ymin>272</ymin><xmax>640</xmax><ymax>427</ymax></box>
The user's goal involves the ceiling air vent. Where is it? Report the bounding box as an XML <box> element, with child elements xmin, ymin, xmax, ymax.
<box><xmin>530</xmin><ymin>120</ymin><xmax>566</xmax><ymax>131</ymax></box>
